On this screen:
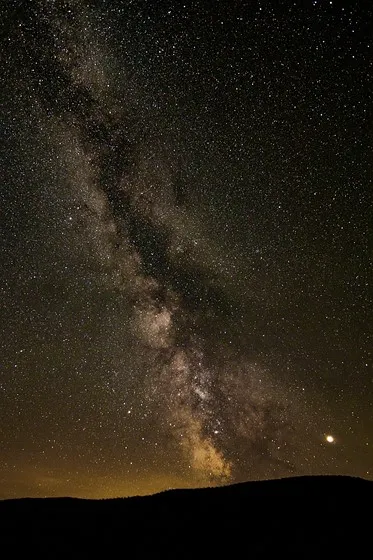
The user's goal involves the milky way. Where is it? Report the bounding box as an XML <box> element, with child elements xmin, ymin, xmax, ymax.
<box><xmin>60</xmin><ymin>4</ymin><xmax>293</xmax><ymax>481</ymax></box>
<box><xmin>12</xmin><ymin>0</ymin><xmax>298</xmax><ymax>483</ymax></box>
<box><xmin>1</xmin><ymin>0</ymin><xmax>371</xmax><ymax>497</ymax></box>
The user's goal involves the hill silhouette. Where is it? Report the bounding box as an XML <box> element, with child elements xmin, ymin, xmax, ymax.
<box><xmin>1</xmin><ymin>475</ymin><xmax>371</xmax><ymax>556</ymax></box>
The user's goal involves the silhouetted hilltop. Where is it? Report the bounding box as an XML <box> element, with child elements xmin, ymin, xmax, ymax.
<box><xmin>1</xmin><ymin>475</ymin><xmax>371</xmax><ymax>556</ymax></box>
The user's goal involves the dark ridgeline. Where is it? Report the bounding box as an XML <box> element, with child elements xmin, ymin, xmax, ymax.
<box><xmin>0</xmin><ymin>476</ymin><xmax>371</xmax><ymax>555</ymax></box>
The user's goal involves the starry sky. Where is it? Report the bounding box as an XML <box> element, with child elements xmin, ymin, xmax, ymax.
<box><xmin>1</xmin><ymin>0</ymin><xmax>372</xmax><ymax>499</ymax></box>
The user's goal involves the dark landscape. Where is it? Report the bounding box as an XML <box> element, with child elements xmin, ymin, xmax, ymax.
<box><xmin>1</xmin><ymin>475</ymin><xmax>372</xmax><ymax>555</ymax></box>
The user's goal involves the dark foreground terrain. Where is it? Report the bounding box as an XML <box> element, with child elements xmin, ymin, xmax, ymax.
<box><xmin>1</xmin><ymin>476</ymin><xmax>371</xmax><ymax>556</ymax></box>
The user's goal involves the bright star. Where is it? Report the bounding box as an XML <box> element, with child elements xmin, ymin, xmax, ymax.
<box><xmin>326</xmin><ymin>435</ymin><xmax>335</xmax><ymax>443</ymax></box>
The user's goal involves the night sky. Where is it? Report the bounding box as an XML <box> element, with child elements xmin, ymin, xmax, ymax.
<box><xmin>1</xmin><ymin>0</ymin><xmax>372</xmax><ymax>499</ymax></box>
